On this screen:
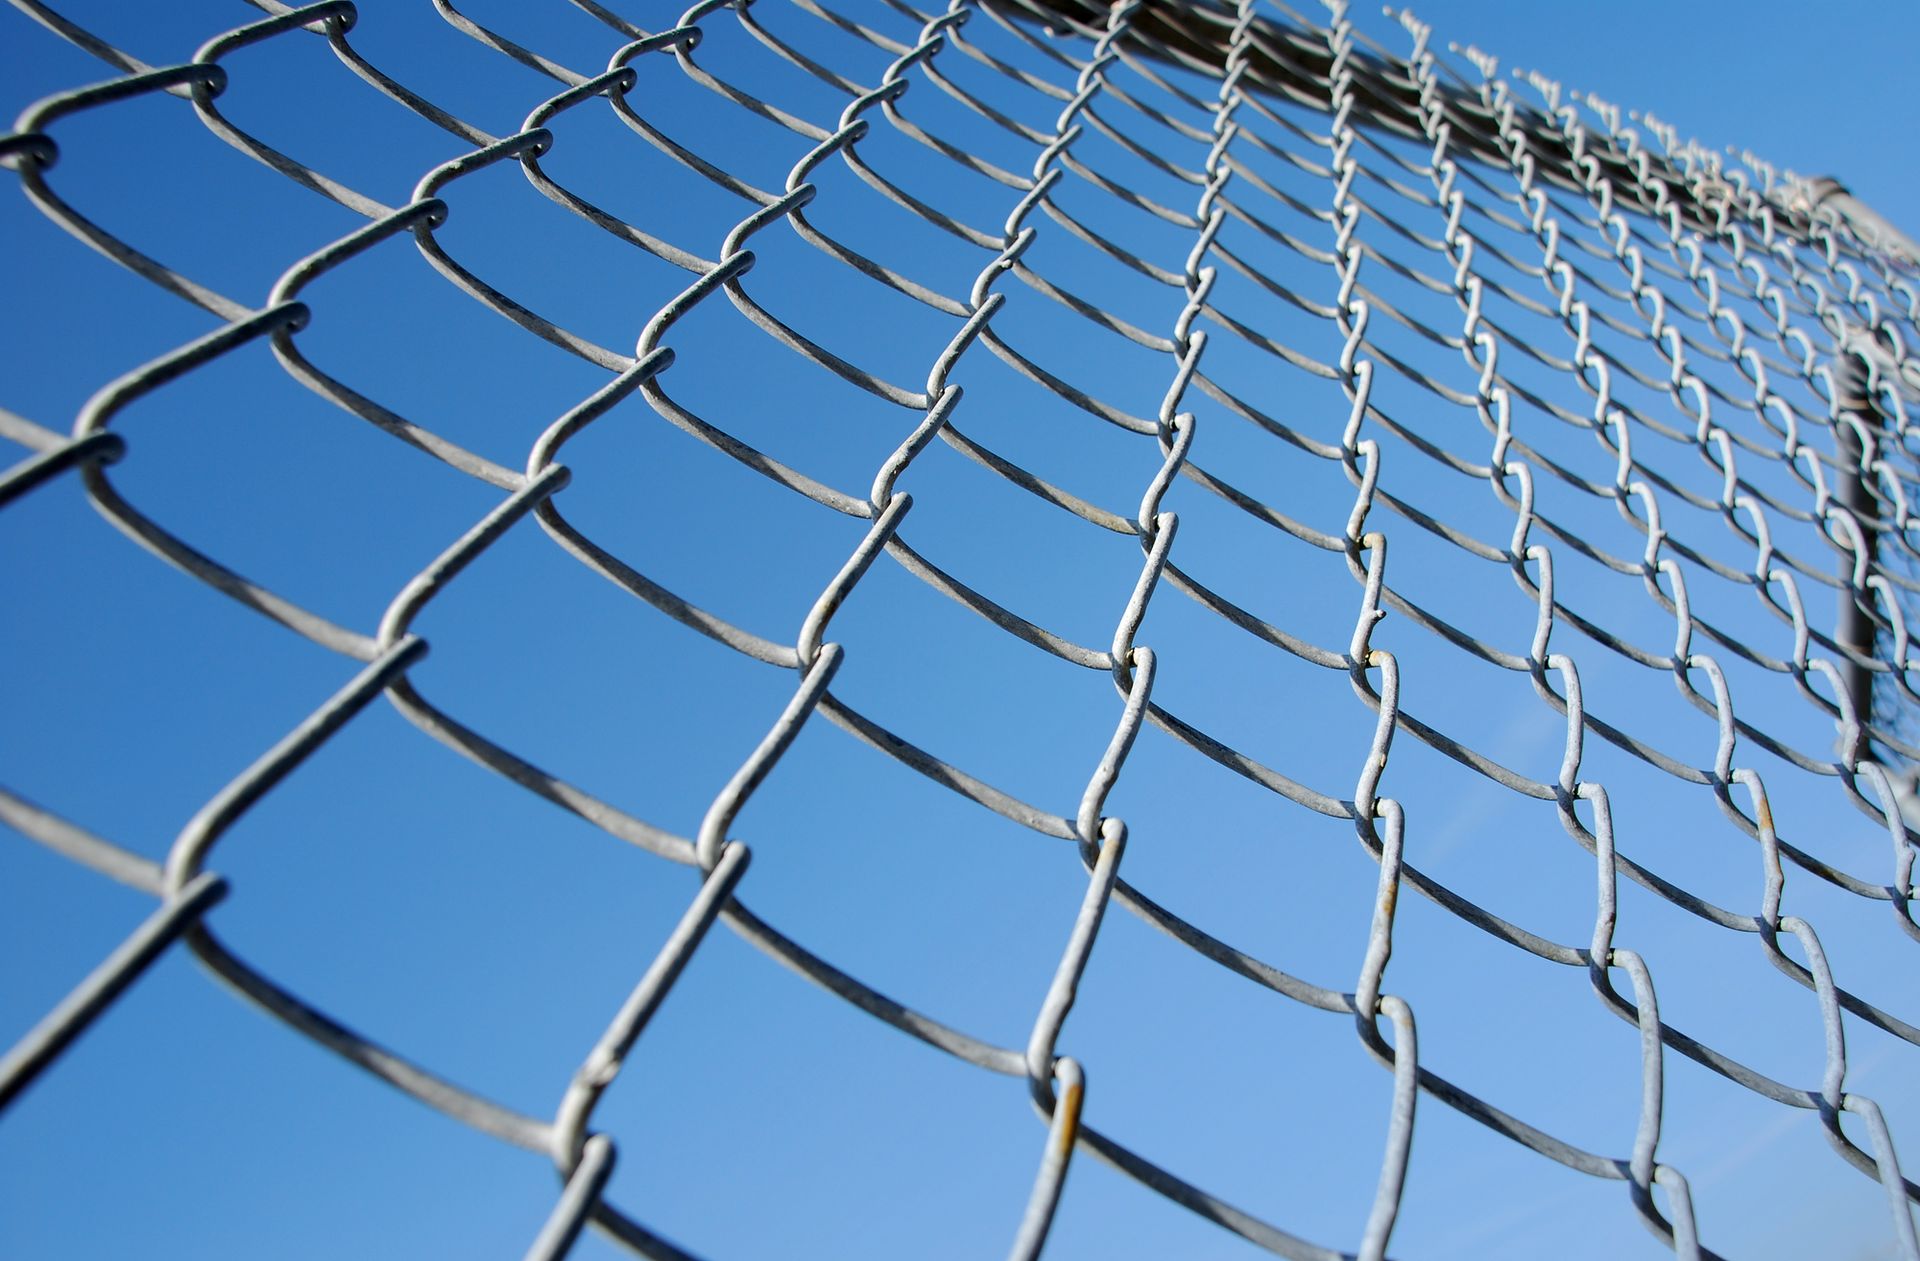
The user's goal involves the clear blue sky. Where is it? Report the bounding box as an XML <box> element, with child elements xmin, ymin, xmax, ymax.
<box><xmin>3</xmin><ymin>2</ymin><xmax>1918</xmax><ymax>1260</ymax></box>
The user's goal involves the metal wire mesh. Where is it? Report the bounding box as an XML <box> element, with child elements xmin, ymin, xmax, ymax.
<box><xmin>4</xmin><ymin>0</ymin><xmax>1920</xmax><ymax>1257</ymax></box>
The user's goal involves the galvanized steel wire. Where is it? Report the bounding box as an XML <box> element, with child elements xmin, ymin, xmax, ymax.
<box><xmin>4</xmin><ymin>0</ymin><xmax>1920</xmax><ymax>1256</ymax></box>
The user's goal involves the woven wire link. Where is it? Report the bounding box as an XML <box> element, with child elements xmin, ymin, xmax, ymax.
<box><xmin>3</xmin><ymin>0</ymin><xmax>1920</xmax><ymax>1256</ymax></box>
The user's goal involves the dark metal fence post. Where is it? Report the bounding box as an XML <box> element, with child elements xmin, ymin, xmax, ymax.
<box><xmin>1833</xmin><ymin>347</ymin><xmax>1885</xmax><ymax>734</ymax></box>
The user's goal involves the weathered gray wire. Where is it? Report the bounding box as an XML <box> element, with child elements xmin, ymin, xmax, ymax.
<box><xmin>4</xmin><ymin>0</ymin><xmax>1920</xmax><ymax>1257</ymax></box>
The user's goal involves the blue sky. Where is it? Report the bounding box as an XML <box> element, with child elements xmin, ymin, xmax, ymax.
<box><xmin>4</xmin><ymin>2</ymin><xmax>1919</xmax><ymax>1259</ymax></box>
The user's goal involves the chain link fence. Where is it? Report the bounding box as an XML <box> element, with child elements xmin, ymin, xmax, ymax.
<box><xmin>3</xmin><ymin>0</ymin><xmax>1919</xmax><ymax>1257</ymax></box>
